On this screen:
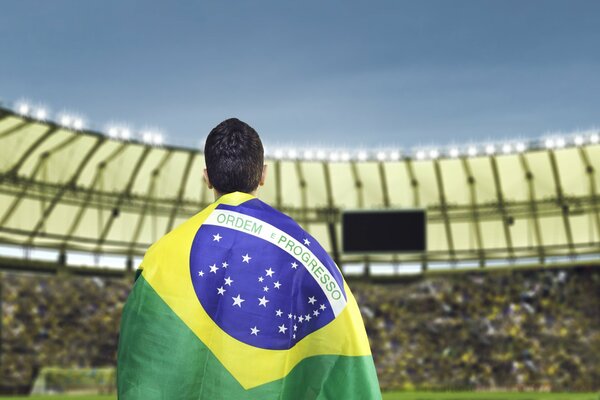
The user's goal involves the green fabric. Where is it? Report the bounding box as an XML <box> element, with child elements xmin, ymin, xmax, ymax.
<box><xmin>117</xmin><ymin>275</ymin><xmax>381</xmax><ymax>400</ymax></box>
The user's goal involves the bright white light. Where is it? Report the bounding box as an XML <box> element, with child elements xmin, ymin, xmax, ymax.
<box><xmin>589</xmin><ymin>133</ymin><xmax>599</xmax><ymax>144</ymax></box>
<box><xmin>73</xmin><ymin>118</ymin><xmax>84</xmax><ymax>130</ymax></box>
<box><xmin>120</xmin><ymin>129</ymin><xmax>131</xmax><ymax>140</ymax></box>
<box><xmin>152</xmin><ymin>133</ymin><xmax>163</xmax><ymax>146</ymax></box>
<box><xmin>34</xmin><ymin>108</ymin><xmax>47</xmax><ymax>120</ymax></box>
<box><xmin>449</xmin><ymin>148</ymin><xmax>459</xmax><ymax>158</ymax></box>
<box><xmin>340</xmin><ymin>152</ymin><xmax>351</xmax><ymax>162</ymax></box>
<box><xmin>555</xmin><ymin>138</ymin><xmax>566</xmax><ymax>148</ymax></box>
<box><xmin>108</xmin><ymin>128</ymin><xmax>119</xmax><ymax>138</ymax></box>
<box><xmin>142</xmin><ymin>132</ymin><xmax>153</xmax><ymax>143</ymax></box>
<box><xmin>17</xmin><ymin>103</ymin><xmax>30</xmax><ymax>115</ymax></box>
<box><xmin>415</xmin><ymin>150</ymin><xmax>425</xmax><ymax>160</ymax></box>
<box><xmin>389</xmin><ymin>150</ymin><xmax>401</xmax><ymax>161</ymax></box>
<box><xmin>274</xmin><ymin>149</ymin><xmax>284</xmax><ymax>159</ymax></box>
<box><xmin>467</xmin><ymin>146</ymin><xmax>478</xmax><ymax>157</ymax></box>
<box><xmin>545</xmin><ymin>138</ymin><xmax>555</xmax><ymax>149</ymax></box>
<box><xmin>428</xmin><ymin>149</ymin><xmax>439</xmax><ymax>159</ymax></box>
<box><xmin>357</xmin><ymin>151</ymin><xmax>368</xmax><ymax>161</ymax></box>
<box><xmin>485</xmin><ymin>145</ymin><xmax>495</xmax><ymax>155</ymax></box>
<box><xmin>329</xmin><ymin>152</ymin><xmax>340</xmax><ymax>162</ymax></box>
<box><xmin>574</xmin><ymin>136</ymin><xmax>584</xmax><ymax>146</ymax></box>
<box><xmin>60</xmin><ymin>115</ymin><xmax>72</xmax><ymax>127</ymax></box>
<box><xmin>516</xmin><ymin>142</ymin><xmax>527</xmax><ymax>153</ymax></box>
<box><xmin>316</xmin><ymin>150</ymin><xmax>327</xmax><ymax>160</ymax></box>
<box><xmin>376</xmin><ymin>151</ymin><xmax>386</xmax><ymax>161</ymax></box>
<box><xmin>303</xmin><ymin>150</ymin><xmax>314</xmax><ymax>160</ymax></box>
<box><xmin>502</xmin><ymin>144</ymin><xmax>512</xmax><ymax>154</ymax></box>
<box><xmin>287</xmin><ymin>149</ymin><xmax>297</xmax><ymax>159</ymax></box>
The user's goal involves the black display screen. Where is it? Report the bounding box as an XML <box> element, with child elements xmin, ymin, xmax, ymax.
<box><xmin>342</xmin><ymin>210</ymin><xmax>426</xmax><ymax>253</ymax></box>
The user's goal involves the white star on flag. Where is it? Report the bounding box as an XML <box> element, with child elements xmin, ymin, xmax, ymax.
<box><xmin>221</xmin><ymin>261</ymin><xmax>228</xmax><ymax>268</ymax></box>
<box><xmin>273</xmin><ymin>281</ymin><xmax>281</xmax><ymax>289</ymax></box>
<box><xmin>265</xmin><ymin>268</ymin><xmax>274</xmax><ymax>277</ymax></box>
<box><xmin>303</xmin><ymin>238</ymin><xmax>310</xmax><ymax>246</ymax></box>
<box><xmin>217</xmin><ymin>287</ymin><xmax>225</xmax><ymax>295</ymax></box>
<box><xmin>298</xmin><ymin>316</ymin><xmax>304</xmax><ymax>323</ymax></box>
<box><xmin>320</xmin><ymin>304</ymin><xmax>326</xmax><ymax>311</ymax></box>
<box><xmin>305</xmin><ymin>314</ymin><xmax>311</xmax><ymax>321</ymax></box>
<box><xmin>209</xmin><ymin>264</ymin><xmax>219</xmax><ymax>273</ymax></box>
<box><xmin>213</xmin><ymin>233</ymin><xmax>222</xmax><ymax>242</ymax></box>
<box><xmin>275</xmin><ymin>309</ymin><xmax>283</xmax><ymax>317</ymax></box>
<box><xmin>308</xmin><ymin>296</ymin><xmax>316</xmax><ymax>305</ymax></box>
<box><xmin>224</xmin><ymin>276</ymin><xmax>233</xmax><ymax>286</ymax></box>
<box><xmin>198</xmin><ymin>270</ymin><xmax>204</xmax><ymax>277</ymax></box>
<box><xmin>293</xmin><ymin>324</ymin><xmax>297</xmax><ymax>331</ymax></box>
<box><xmin>291</xmin><ymin>262</ymin><xmax>298</xmax><ymax>269</ymax></box>
<box><xmin>278</xmin><ymin>324</ymin><xmax>288</xmax><ymax>334</ymax></box>
<box><xmin>242</xmin><ymin>254</ymin><xmax>251</xmax><ymax>263</ymax></box>
<box><xmin>258</xmin><ymin>276</ymin><xmax>264</xmax><ymax>282</ymax></box>
<box><xmin>293</xmin><ymin>334</ymin><xmax>296</xmax><ymax>339</ymax></box>
<box><xmin>288</xmin><ymin>313</ymin><xmax>293</xmax><ymax>319</ymax></box>
<box><xmin>250</xmin><ymin>326</ymin><xmax>260</xmax><ymax>336</ymax></box>
<box><xmin>258</xmin><ymin>296</ymin><xmax>269</xmax><ymax>307</ymax></box>
<box><xmin>313</xmin><ymin>309</ymin><xmax>320</xmax><ymax>316</ymax></box>
<box><xmin>263</xmin><ymin>286</ymin><xmax>269</xmax><ymax>292</ymax></box>
<box><xmin>232</xmin><ymin>294</ymin><xmax>245</xmax><ymax>307</ymax></box>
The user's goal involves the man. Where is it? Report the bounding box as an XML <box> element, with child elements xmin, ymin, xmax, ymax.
<box><xmin>117</xmin><ymin>118</ymin><xmax>380</xmax><ymax>399</ymax></box>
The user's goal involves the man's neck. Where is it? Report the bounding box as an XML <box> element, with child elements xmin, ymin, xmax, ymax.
<box><xmin>213</xmin><ymin>189</ymin><xmax>258</xmax><ymax>201</ymax></box>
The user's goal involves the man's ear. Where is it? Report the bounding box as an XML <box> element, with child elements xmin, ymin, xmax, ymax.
<box><xmin>259</xmin><ymin>164</ymin><xmax>268</xmax><ymax>187</ymax></box>
<box><xmin>203</xmin><ymin>169</ymin><xmax>213</xmax><ymax>189</ymax></box>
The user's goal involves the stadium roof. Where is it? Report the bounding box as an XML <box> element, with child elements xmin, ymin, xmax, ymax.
<box><xmin>1</xmin><ymin>106</ymin><xmax>599</xmax><ymax>274</ymax></box>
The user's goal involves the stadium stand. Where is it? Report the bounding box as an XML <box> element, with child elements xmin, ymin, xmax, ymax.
<box><xmin>0</xmin><ymin>105</ymin><xmax>599</xmax><ymax>394</ymax></box>
<box><xmin>1</xmin><ymin>266</ymin><xmax>598</xmax><ymax>394</ymax></box>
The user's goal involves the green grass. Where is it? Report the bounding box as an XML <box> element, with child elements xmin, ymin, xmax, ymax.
<box><xmin>0</xmin><ymin>393</ymin><xmax>597</xmax><ymax>400</ymax></box>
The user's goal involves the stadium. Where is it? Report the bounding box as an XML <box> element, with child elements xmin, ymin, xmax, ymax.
<box><xmin>0</xmin><ymin>102</ymin><xmax>598</xmax><ymax>399</ymax></box>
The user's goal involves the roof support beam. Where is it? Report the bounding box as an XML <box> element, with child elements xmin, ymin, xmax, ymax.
<box><xmin>489</xmin><ymin>156</ymin><xmax>514</xmax><ymax>258</ymax></box>
<box><xmin>378</xmin><ymin>162</ymin><xmax>390</xmax><ymax>208</ymax></box>
<box><xmin>577</xmin><ymin>147</ymin><xmax>600</xmax><ymax>242</ymax></box>
<box><xmin>165</xmin><ymin>152</ymin><xmax>196</xmax><ymax>233</ymax></box>
<box><xmin>95</xmin><ymin>147</ymin><xmax>151</xmax><ymax>252</ymax></box>
<box><xmin>349</xmin><ymin>161</ymin><xmax>364</xmax><ymax>208</ymax></box>
<box><xmin>0</xmin><ymin>121</ymin><xmax>29</xmax><ymax>141</ymax></box>
<box><xmin>26</xmin><ymin>136</ymin><xmax>106</xmax><ymax>243</ymax></box>
<box><xmin>518</xmin><ymin>154</ymin><xmax>544</xmax><ymax>261</ymax></box>
<box><xmin>128</xmin><ymin>151</ymin><xmax>173</xmax><ymax>254</ymax></box>
<box><xmin>461</xmin><ymin>158</ymin><xmax>485</xmax><ymax>267</ymax></box>
<box><xmin>274</xmin><ymin>160</ymin><xmax>282</xmax><ymax>210</ymax></box>
<box><xmin>433</xmin><ymin>160</ymin><xmax>455</xmax><ymax>260</ymax></box>
<box><xmin>322</xmin><ymin>162</ymin><xmax>340</xmax><ymax>264</ymax></box>
<box><xmin>295</xmin><ymin>161</ymin><xmax>308</xmax><ymax>224</ymax></box>
<box><xmin>547</xmin><ymin>150</ymin><xmax>575</xmax><ymax>254</ymax></box>
<box><xmin>62</xmin><ymin>143</ymin><xmax>128</xmax><ymax>249</ymax></box>
<box><xmin>7</xmin><ymin>126</ymin><xmax>58</xmax><ymax>177</ymax></box>
<box><xmin>404</xmin><ymin>159</ymin><xmax>420</xmax><ymax>207</ymax></box>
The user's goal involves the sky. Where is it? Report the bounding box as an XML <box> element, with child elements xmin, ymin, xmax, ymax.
<box><xmin>1</xmin><ymin>0</ymin><xmax>600</xmax><ymax>150</ymax></box>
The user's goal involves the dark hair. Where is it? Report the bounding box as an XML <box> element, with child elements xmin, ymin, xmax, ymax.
<box><xmin>204</xmin><ymin>118</ymin><xmax>264</xmax><ymax>194</ymax></box>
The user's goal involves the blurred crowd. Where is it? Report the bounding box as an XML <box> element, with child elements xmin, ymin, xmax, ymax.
<box><xmin>1</xmin><ymin>266</ymin><xmax>599</xmax><ymax>393</ymax></box>
<box><xmin>355</xmin><ymin>266</ymin><xmax>600</xmax><ymax>391</ymax></box>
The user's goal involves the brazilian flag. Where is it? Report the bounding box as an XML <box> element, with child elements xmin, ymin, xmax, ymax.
<box><xmin>117</xmin><ymin>192</ymin><xmax>380</xmax><ymax>399</ymax></box>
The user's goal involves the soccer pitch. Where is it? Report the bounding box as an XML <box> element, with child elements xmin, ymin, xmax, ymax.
<box><xmin>0</xmin><ymin>393</ymin><xmax>598</xmax><ymax>400</ymax></box>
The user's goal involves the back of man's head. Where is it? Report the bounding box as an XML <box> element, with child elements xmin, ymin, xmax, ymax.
<box><xmin>204</xmin><ymin>118</ymin><xmax>264</xmax><ymax>194</ymax></box>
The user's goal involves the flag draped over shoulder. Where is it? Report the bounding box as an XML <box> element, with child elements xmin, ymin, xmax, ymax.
<box><xmin>117</xmin><ymin>191</ymin><xmax>381</xmax><ymax>399</ymax></box>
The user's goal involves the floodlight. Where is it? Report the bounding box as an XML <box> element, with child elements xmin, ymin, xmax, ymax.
<box><xmin>449</xmin><ymin>148</ymin><xmax>459</xmax><ymax>158</ymax></box>
<box><xmin>389</xmin><ymin>150</ymin><xmax>401</xmax><ymax>161</ymax></box>
<box><xmin>485</xmin><ymin>145</ymin><xmax>495</xmax><ymax>155</ymax></box>
<box><xmin>428</xmin><ymin>149</ymin><xmax>439</xmax><ymax>159</ymax></box>
<box><xmin>17</xmin><ymin>103</ymin><xmax>30</xmax><ymax>115</ymax></box>
<box><xmin>120</xmin><ymin>129</ymin><xmax>131</xmax><ymax>140</ymax></box>
<box><xmin>340</xmin><ymin>152</ymin><xmax>351</xmax><ymax>162</ymax></box>
<box><xmin>357</xmin><ymin>151</ymin><xmax>368</xmax><ymax>161</ymax></box>
<box><xmin>73</xmin><ymin>118</ymin><xmax>84</xmax><ymax>130</ymax></box>
<box><xmin>574</xmin><ymin>136</ymin><xmax>584</xmax><ymax>146</ymax></box>
<box><xmin>515</xmin><ymin>142</ymin><xmax>526</xmax><ymax>153</ymax></box>
<box><xmin>502</xmin><ymin>144</ymin><xmax>512</xmax><ymax>154</ymax></box>
<box><xmin>316</xmin><ymin>150</ymin><xmax>327</xmax><ymax>160</ymax></box>
<box><xmin>274</xmin><ymin>149</ymin><xmax>284</xmax><ymax>159</ymax></box>
<box><xmin>329</xmin><ymin>152</ymin><xmax>340</xmax><ymax>162</ymax></box>
<box><xmin>590</xmin><ymin>133</ymin><xmax>599</xmax><ymax>144</ymax></box>
<box><xmin>467</xmin><ymin>146</ymin><xmax>478</xmax><ymax>157</ymax></box>
<box><xmin>287</xmin><ymin>149</ymin><xmax>297</xmax><ymax>159</ymax></box>
<box><xmin>415</xmin><ymin>150</ymin><xmax>425</xmax><ymax>160</ymax></box>
<box><xmin>303</xmin><ymin>150</ymin><xmax>314</xmax><ymax>160</ymax></box>
<box><xmin>544</xmin><ymin>138</ymin><xmax>555</xmax><ymax>149</ymax></box>
<box><xmin>376</xmin><ymin>151</ymin><xmax>386</xmax><ymax>161</ymax></box>
<box><xmin>108</xmin><ymin>127</ymin><xmax>119</xmax><ymax>138</ymax></box>
<box><xmin>555</xmin><ymin>137</ymin><xmax>566</xmax><ymax>148</ymax></box>
<box><xmin>152</xmin><ymin>133</ymin><xmax>164</xmax><ymax>146</ymax></box>
<box><xmin>34</xmin><ymin>108</ymin><xmax>47</xmax><ymax>120</ymax></box>
<box><xmin>60</xmin><ymin>115</ymin><xmax>72</xmax><ymax>128</ymax></box>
